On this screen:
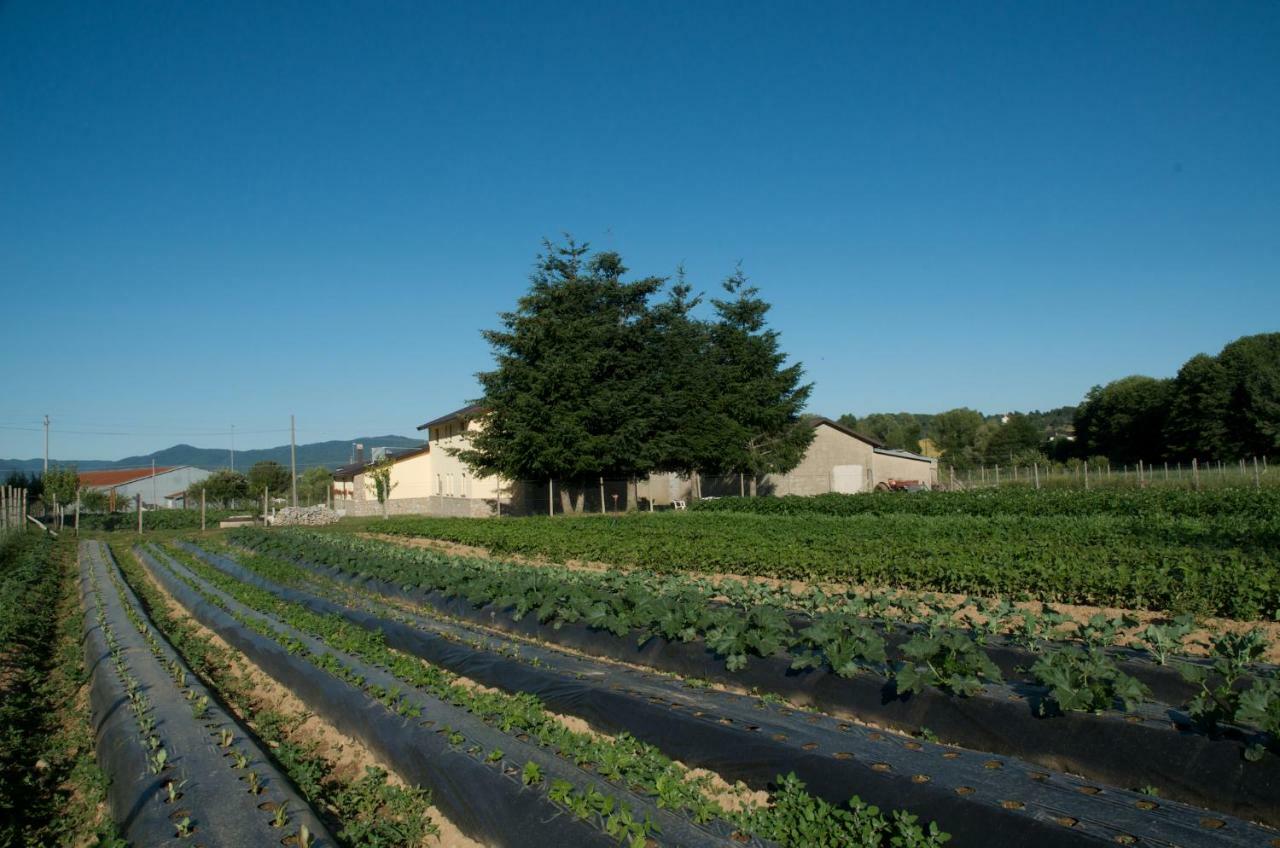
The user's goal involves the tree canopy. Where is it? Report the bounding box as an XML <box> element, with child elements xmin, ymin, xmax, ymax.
<box><xmin>1073</xmin><ymin>333</ymin><xmax>1280</xmax><ymax>464</ymax></box>
<box><xmin>247</xmin><ymin>461</ymin><xmax>292</xmax><ymax>499</ymax></box>
<box><xmin>459</xmin><ymin>239</ymin><xmax>813</xmax><ymax>508</ymax></box>
<box><xmin>188</xmin><ymin>470</ymin><xmax>249</xmax><ymax>507</ymax></box>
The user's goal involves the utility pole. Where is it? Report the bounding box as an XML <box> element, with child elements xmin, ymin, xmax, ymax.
<box><xmin>290</xmin><ymin>414</ymin><xmax>298</xmax><ymax>507</ymax></box>
<box><xmin>43</xmin><ymin>414</ymin><xmax>50</xmax><ymax>476</ymax></box>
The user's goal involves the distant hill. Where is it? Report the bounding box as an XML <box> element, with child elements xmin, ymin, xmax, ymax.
<box><xmin>0</xmin><ymin>435</ymin><xmax>423</xmax><ymax>476</ymax></box>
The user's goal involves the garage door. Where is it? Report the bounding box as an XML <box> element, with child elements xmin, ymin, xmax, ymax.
<box><xmin>832</xmin><ymin>465</ymin><xmax>864</xmax><ymax>494</ymax></box>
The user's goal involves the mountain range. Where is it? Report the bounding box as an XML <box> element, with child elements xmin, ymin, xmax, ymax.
<box><xmin>0</xmin><ymin>435</ymin><xmax>424</xmax><ymax>476</ymax></box>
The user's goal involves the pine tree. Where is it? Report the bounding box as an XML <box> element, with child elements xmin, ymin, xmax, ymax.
<box><xmin>706</xmin><ymin>268</ymin><xmax>814</xmax><ymax>493</ymax></box>
<box><xmin>459</xmin><ymin>239</ymin><xmax>663</xmax><ymax>512</ymax></box>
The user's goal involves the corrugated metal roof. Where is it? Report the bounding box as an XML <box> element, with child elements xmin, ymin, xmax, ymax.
<box><xmin>417</xmin><ymin>403</ymin><xmax>485</xmax><ymax>431</ymax></box>
<box><xmin>79</xmin><ymin>466</ymin><xmax>177</xmax><ymax>487</ymax></box>
<box><xmin>873</xmin><ymin>447</ymin><xmax>936</xmax><ymax>463</ymax></box>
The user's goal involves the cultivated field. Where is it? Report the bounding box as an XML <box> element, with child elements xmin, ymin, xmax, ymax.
<box><xmin>6</xmin><ymin>484</ymin><xmax>1279</xmax><ymax>846</ymax></box>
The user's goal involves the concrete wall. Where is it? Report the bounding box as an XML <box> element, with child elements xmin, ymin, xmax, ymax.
<box><xmin>763</xmin><ymin>423</ymin><xmax>877</xmax><ymax>495</ymax></box>
<box><xmin>870</xmin><ymin>450</ymin><xmax>938</xmax><ymax>487</ymax></box>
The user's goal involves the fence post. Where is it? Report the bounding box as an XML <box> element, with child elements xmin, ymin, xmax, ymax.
<box><xmin>75</xmin><ymin>493</ymin><xmax>80</xmax><ymax>537</ymax></box>
<box><xmin>599</xmin><ymin>476</ymin><xmax>605</xmax><ymax>515</ymax></box>
<box><xmin>136</xmin><ymin>494</ymin><xmax>142</xmax><ymax>534</ymax></box>
<box><xmin>1192</xmin><ymin>458</ymin><xmax>1200</xmax><ymax>492</ymax></box>
<box><xmin>548</xmin><ymin>479</ymin><xmax>553</xmax><ymax>517</ymax></box>
<box><xmin>995</xmin><ymin>465</ymin><xmax>1000</xmax><ymax>485</ymax></box>
<box><xmin>1033</xmin><ymin>463</ymin><xmax>1040</xmax><ymax>490</ymax></box>
<box><xmin>201</xmin><ymin>488</ymin><xmax>206</xmax><ymax>531</ymax></box>
<box><xmin>1254</xmin><ymin>456</ymin><xmax>1262</xmax><ymax>490</ymax></box>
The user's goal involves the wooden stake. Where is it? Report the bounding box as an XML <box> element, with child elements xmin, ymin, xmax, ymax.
<box><xmin>201</xmin><ymin>488</ymin><xmax>206</xmax><ymax>531</ymax></box>
<box><xmin>548</xmin><ymin>479</ymin><xmax>553</xmax><ymax>517</ymax></box>
<box><xmin>599</xmin><ymin>476</ymin><xmax>605</xmax><ymax>515</ymax></box>
<box><xmin>136</xmin><ymin>494</ymin><xmax>142</xmax><ymax>534</ymax></box>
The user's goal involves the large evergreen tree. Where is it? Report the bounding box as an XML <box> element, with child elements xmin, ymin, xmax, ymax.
<box><xmin>459</xmin><ymin>239</ymin><xmax>663</xmax><ymax>512</ymax></box>
<box><xmin>461</xmin><ymin>241</ymin><xmax>815</xmax><ymax>505</ymax></box>
<box><xmin>705</xmin><ymin>269</ymin><xmax>814</xmax><ymax>492</ymax></box>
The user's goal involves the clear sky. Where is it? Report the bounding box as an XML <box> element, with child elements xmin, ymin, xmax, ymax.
<box><xmin>2</xmin><ymin>1</ymin><xmax>1278</xmax><ymax>461</ymax></box>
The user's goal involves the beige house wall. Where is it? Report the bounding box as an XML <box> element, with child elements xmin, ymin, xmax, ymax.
<box><xmin>426</xmin><ymin>419</ymin><xmax>501</xmax><ymax>502</ymax></box>
<box><xmin>762</xmin><ymin>423</ymin><xmax>877</xmax><ymax>495</ymax></box>
<box><xmin>352</xmin><ymin>449</ymin><xmax>433</xmax><ymax>502</ymax></box>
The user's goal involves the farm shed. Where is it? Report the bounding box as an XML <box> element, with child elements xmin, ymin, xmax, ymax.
<box><xmin>689</xmin><ymin>417</ymin><xmax>936</xmax><ymax>498</ymax></box>
<box><xmin>79</xmin><ymin>465</ymin><xmax>211</xmax><ymax>508</ymax></box>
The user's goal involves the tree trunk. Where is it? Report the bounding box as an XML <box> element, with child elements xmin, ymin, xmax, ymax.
<box><xmin>381</xmin><ymin>497</ymin><xmax>388</xmax><ymax>520</ymax></box>
<box><xmin>559</xmin><ymin>482</ymin><xmax>579</xmax><ymax>515</ymax></box>
<box><xmin>749</xmin><ymin>475</ymin><xmax>758</xmax><ymax>497</ymax></box>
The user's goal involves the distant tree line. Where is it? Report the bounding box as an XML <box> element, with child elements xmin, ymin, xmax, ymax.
<box><xmin>1074</xmin><ymin>333</ymin><xmax>1279</xmax><ymax>464</ymax></box>
<box><xmin>837</xmin><ymin>408</ymin><xmax>1075</xmax><ymax>469</ymax></box>
<box><xmin>185</xmin><ymin>462</ymin><xmax>333</xmax><ymax>507</ymax></box>
<box><xmin>458</xmin><ymin>238</ymin><xmax>814</xmax><ymax>510</ymax></box>
<box><xmin>844</xmin><ymin>333</ymin><xmax>1278</xmax><ymax>468</ymax></box>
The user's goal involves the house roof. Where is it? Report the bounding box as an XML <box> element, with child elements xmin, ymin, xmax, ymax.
<box><xmin>417</xmin><ymin>403</ymin><xmax>485</xmax><ymax>431</ymax></box>
<box><xmin>79</xmin><ymin>466</ymin><xmax>178</xmax><ymax>487</ymax></box>
<box><xmin>335</xmin><ymin>444</ymin><xmax>430</xmax><ymax>479</ymax></box>
<box><xmin>808</xmin><ymin>417</ymin><xmax>886</xmax><ymax>448</ymax></box>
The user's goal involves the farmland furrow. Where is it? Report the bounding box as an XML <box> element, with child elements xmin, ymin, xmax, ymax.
<box><xmin>172</xmin><ymin>539</ymin><xmax>1279</xmax><ymax>847</ymax></box>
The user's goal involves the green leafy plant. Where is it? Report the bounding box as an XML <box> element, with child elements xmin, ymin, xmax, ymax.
<box><xmin>895</xmin><ymin>632</ymin><xmax>1003</xmax><ymax>697</ymax></box>
<box><xmin>1031</xmin><ymin>646</ymin><xmax>1149</xmax><ymax>714</ymax></box>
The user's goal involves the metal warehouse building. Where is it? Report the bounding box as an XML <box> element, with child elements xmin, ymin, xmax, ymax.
<box><xmin>79</xmin><ymin>465</ymin><xmax>211</xmax><ymax>509</ymax></box>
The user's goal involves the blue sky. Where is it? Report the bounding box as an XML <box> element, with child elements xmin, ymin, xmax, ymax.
<box><xmin>2</xmin><ymin>1</ymin><xmax>1277</xmax><ymax>461</ymax></box>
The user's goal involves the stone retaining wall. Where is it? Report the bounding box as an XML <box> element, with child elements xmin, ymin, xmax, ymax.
<box><xmin>337</xmin><ymin>495</ymin><xmax>495</xmax><ymax>518</ymax></box>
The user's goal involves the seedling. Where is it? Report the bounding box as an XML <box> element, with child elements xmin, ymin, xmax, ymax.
<box><xmin>521</xmin><ymin>761</ymin><xmax>543</xmax><ymax>786</ymax></box>
<box><xmin>148</xmin><ymin>747</ymin><xmax>168</xmax><ymax>774</ymax></box>
<box><xmin>272</xmin><ymin>801</ymin><xmax>289</xmax><ymax>828</ymax></box>
<box><xmin>174</xmin><ymin>816</ymin><xmax>192</xmax><ymax>837</ymax></box>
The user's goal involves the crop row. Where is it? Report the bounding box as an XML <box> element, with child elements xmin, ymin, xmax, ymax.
<box><xmin>350</xmin><ymin>511</ymin><xmax>1280</xmax><ymax>618</ymax></box>
<box><xmin>184</xmin><ymin>537</ymin><xmax>1280</xmax><ymax>847</ymax></box>
<box><xmin>77</xmin><ymin>508</ymin><xmax>242</xmax><ymax>532</ymax></box>
<box><xmin>153</xmin><ymin>539</ymin><xmax>949</xmax><ymax>847</ymax></box>
<box><xmin>689</xmin><ymin>486</ymin><xmax>1280</xmax><ymax>520</ymax></box>
<box><xmin>109</xmin><ymin>542</ymin><xmax>442</xmax><ymax>847</ymax></box>
<box><xmin>1</xmin><ymin>532</ymin><xmax>116</xmax><ymax>847</ymax></box>
<box><xmin>231</xmin><ymin>530</ymin><xmax>1280</xmax><ymax>763</ymax></box>
<box><xmin>79</xmin><ymin>541</ymin><xmax>333</xmax><ymax>846</ymax></box>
